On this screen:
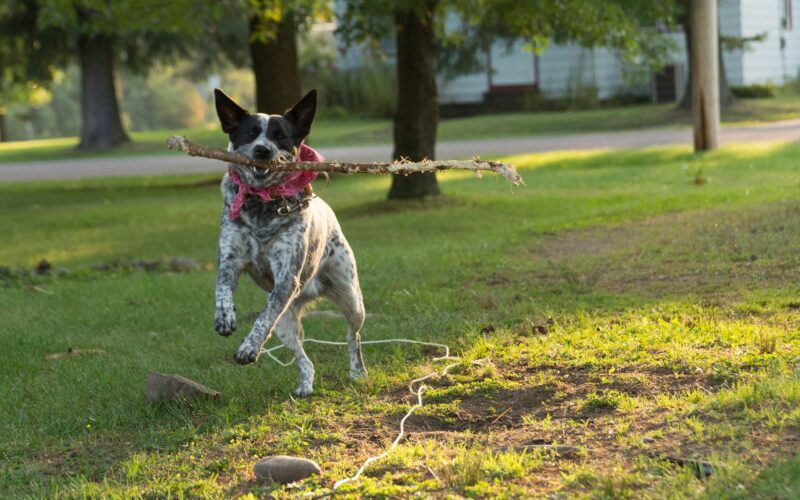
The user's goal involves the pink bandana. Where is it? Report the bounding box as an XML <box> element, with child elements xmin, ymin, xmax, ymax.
<box><xmin>227</xmin><ymin>143</ymin><xmax>323</xmax><ymax>221</ymax></box>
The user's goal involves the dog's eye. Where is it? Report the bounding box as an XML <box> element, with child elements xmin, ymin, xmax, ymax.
<box><xmin>273</xmin><ymin>130</ymin><xmax>286</xmax><ymax>140</ymax></box>
<box><xmin>248</xmin><ymin>127</ymin><xmax>260</xmax><ymax>137</ymax></box>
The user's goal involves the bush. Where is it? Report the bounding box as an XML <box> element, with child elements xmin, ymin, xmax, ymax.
<box><xmin>304</xmin><ymin>58</ymin><xmax>396</xmax><ymax>119</ymax></box>
<box><xmin>731</xmin><ymin>83</ymin><xmax>776</xmax><ymax>98</ymax></box>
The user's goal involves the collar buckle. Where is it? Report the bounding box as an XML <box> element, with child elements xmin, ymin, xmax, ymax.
<box><xmin>276</xmin><ymin>196</ymin><xmax>312</xmax><ymax>216</ymax></box>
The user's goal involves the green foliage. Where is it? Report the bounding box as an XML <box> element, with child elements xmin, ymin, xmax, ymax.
<box><xmin>337</xmin><ymin>0</ymin><xmax>680</xmax><ymax>79</ymax></box>
<box><xmin>732</xmin><ymin>83</ymin><xmax>778</xmax><ymax>99</ymax></box>
<box><xmin>306</xmin><ymin>58</ymin><xmax>397</xmax><ymax>119</ymax></box>
<box><xmin>0</xmin><ymin>0</ymin><xmax>68</xmax><ymax>113</ymax></box>
<box><xmin>248</xmin><ymin>0</ymin><xmax>331</xmax><ymax>42</ymax></box>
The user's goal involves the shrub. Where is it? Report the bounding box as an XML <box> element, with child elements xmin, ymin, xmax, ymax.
<box><xmin>731</xmin><ymin>83</ymin><xmax>776</xmax><ymax>98</ymax></box>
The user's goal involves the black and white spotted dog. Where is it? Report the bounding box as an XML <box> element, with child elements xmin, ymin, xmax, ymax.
<box><xmin>212</xmin><ymin>88</ymin><xmax>367</xmax><ymax>397</ymax></box>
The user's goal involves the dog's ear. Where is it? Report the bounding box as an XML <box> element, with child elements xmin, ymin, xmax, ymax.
<box><xmin>284</xmin><ymin>89</ymin><xmax>317</xmax><ymax>144</ymax></box>
<box><xmin>214</xmin><ymin>88</ymin><xmax>248</xmax><ymax>134</ymax></box>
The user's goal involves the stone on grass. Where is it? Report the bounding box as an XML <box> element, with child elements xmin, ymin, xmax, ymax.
<box><xmin>146</xmin><ymin>372</ymin><xmax>219</xmax><ymax>403</ymax></box>
<box><xmin>254</xmin><ymin>455</ymin><xmax>321</xmax><ymax>484</ymax></box>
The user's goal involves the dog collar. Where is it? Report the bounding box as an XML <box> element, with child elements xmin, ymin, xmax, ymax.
<box><xmin>227</xmin><ymin>144</ymin><xmax>323</xmax><ymax>221</ymax></box>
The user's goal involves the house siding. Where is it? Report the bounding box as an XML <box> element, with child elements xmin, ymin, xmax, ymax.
<box><xmin>740</xmin><ymin>0</ymin><xmax>784</xmax><ymax>84</ymax></box>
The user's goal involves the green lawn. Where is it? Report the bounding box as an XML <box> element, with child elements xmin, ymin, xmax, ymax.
<box><xmin>2</xmin><ymin>96</ymin><xmax>800</xmax><ymax>164</ymax></box>
<box><xmin>1</xmin><ymin>141</ymin><xmax>799</xmax><ymax>497</ymax></box>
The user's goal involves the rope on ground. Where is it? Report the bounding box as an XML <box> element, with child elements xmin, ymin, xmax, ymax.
<box><xmin>260</xmin><ymin>337</ymin><xmax>488</xmax><ymax>496</ymax></box>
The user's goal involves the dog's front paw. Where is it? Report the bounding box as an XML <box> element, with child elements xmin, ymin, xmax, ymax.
<box><xmin>234</xmin><ymin>342</ymin><xmax>260</xmax><ymax>364</ymax></box>
<box><xmin>214</xmin><ymin>307</ymin><xmax>237</xmax><ymax>337</ymax></box>
<box><xmin>292</xmin><ymin>385</ymin><xmax>313</xmax><ymax>398</ymax></box>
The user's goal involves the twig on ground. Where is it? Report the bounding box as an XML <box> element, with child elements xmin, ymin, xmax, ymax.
<box><xmin>166</xmin><ymin>135</ymin><xmax>523</xmax><ymax>186</ymax></box>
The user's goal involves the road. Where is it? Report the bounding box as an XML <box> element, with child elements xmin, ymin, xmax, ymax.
<box><xmin>2</xmin><ymin>119</ymin><xmax>800</xmax><ymax>181</ymax></box>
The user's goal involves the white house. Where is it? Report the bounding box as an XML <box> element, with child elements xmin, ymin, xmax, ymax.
<box><xmin>439</xmin><ymin>0</ymin><xmax>800</xmax><ymax>106</ymax></box>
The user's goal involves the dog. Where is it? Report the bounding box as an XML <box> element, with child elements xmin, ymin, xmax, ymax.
<box><xmin>212</xmin><ymin>88</ymin><xmax>367</xmax><ymax>397</ymax></box>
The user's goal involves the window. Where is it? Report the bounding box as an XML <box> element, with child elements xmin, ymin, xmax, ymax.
<box><xmin>782</xmin><ymin>0</ymin><xmax>793</xmax><ymax>31</ymax></box>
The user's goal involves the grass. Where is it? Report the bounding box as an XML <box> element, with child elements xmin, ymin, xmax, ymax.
<box><xmin>1</xmin><ymin>140</ymin><xmax>800</xmax><ymax>497</ymax></box>
<box><xmin>2</xmin><ymin>96</ymin><xmax>800</xmax><ymax>164</ymax></box>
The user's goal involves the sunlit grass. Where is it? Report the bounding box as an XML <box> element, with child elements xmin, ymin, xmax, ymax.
<box><xmin>1</xmin><ymin>140</ymin><xmax>799</xmax><ymax>497</ymax></box>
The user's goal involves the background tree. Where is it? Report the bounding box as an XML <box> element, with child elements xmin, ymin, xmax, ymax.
<box><xmin>339</xmin><ymin>0</ymin><xmax>678</xmax><ymax>200</ymax></box>
<box><xmin>248</xmin><ymin>0</ymin><xmax>329</xmax><ymax>114</ymax></box>
<box><xmin>31</xmin><ymin>0</ymin><xmax>220</xmax><ymax>150</ymax></box>
<box><xmin>0</xmin><ymin>0</ymin><xmax>67</xmax><ymax>142</ymax></box>
<box><xmin>676</xmin><ymin>0</ymin><xmax>766</xmax><ymax>110</ymax></box>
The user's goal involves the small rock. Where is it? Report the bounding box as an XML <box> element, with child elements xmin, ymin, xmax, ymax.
<box><xmin>642</xmin><ymin>436</ymin><xmax>656</xmax><ymax>443</ymax></box>
<box><xmin>146</xmin><ymin>372</ymin><xmax>219</xmax><ymax>403</ymax></box>
<box><xmin>254</xmin><ymin>455</ymin><xmax>321</xmax><ymax>484</ymax></box>
<box><xmin>36</xmin><ymin>259</ymin><xmax>52</xmax><ymax>275</ymax></box>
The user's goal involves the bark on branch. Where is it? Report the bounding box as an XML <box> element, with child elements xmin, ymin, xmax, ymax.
<box><xmin>166</xmin><ymin>136</ymin><xmax>523</xmax><ymax>186</ymax></box>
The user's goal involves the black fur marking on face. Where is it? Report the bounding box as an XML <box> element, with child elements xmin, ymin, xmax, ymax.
<box><xmin>284</xmin><ymin>90</ymin><xmax>317</xmax><ymax>145</ymax></box>
<box><xmin>214</xmin><ymin>89</ymin><xmax>248</xmax><ymax>134</ymax></box>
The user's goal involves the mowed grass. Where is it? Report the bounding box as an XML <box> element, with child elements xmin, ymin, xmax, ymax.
<box><xmin>1</xmin><ymin>141</ymin><xmax>799</xmax><ymax>497</ymax></box>
<box><xmin>2</xmin><ymin>96</ymin><xmax>800</xmax><ymax>164</ymax></box>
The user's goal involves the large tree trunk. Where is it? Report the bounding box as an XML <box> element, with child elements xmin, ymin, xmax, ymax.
<box><xmin>388</xmin><ymin>1</ymin><xmax>441</xmax><ymax>200</ymax></box>
<box><xmin>77</xmin><ymin>34</ymin><xmax>129</xmax><ymax>150</ymax></box>
<box><xmin>249</xmin><ymin>14</ymin><xmax>301</xmax><ymax>114</ymax></box>
<box><xmin>679</xmin><ymin>3</ymin><xmax>736</xmax><ymax>110</ymax></box>
<box><xmin>691</xmin><ymin>0</ymin><xmax>720</xmax><ymax>151</ymax></box>
<box><xmin>0</xmin><ymin>113</ymin><xmax>6</xmax><ymax>142</ymax></box>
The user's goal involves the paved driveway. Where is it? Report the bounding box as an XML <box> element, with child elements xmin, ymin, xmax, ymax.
<box><xmin>2</xmin><ymin>119</ymin><xmax>799</xmax><ymax>182</ymax></box>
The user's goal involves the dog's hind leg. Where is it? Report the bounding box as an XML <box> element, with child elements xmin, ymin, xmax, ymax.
<box><xmin>274</xmin><ymin>302</ymin><xmax>315</xmax><ymax>397</ymax></box>
<box><xmin>325</xmin><ymin>250</ymin><xmax>368</xmax><ymax>380</ymax></box>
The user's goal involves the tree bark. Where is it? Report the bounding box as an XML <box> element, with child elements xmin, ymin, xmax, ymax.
<box><xmin>679</xmin><ymin>2</ymin><xmax>736</xmax><ymax>110</ymax></box>
<box><xmin>249</xmin><ymin>14</ymin><xmax>302</xmax><ymax>114</ymax></box>
<box><xmin>77</xmin><ymin>34</ymin><xmax>129</xmax><ymax>150</ymax></box>
<box><xmin>388</xmin><ymin>0</ymin><xmax>441</xmax><ymax>200</ymax></box>
<box><xmin>0</xmin><ymin>113</ymin><xmax>6</xmax><ymax>142</ymax></box>
<box><xmin>691</xmin><ymin>0</ymin><xmax>720</xmax><ymax>151</ymax></box>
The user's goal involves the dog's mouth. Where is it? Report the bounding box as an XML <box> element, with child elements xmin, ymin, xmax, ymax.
<box><xmin>249</xmin><ymin>165</ymin><xmax>268</xmax><ymax>179</ymax></box>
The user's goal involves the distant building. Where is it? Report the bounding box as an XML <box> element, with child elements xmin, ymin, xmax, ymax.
<box><xmin>336</xmin><ymin>0</ymin><xmax>800</xmax><ymax>110</ymax></box>
<box><xmin>441</xmin><ymin>0</ymin><xmax>800</xmax><ymax>107</ymax></box>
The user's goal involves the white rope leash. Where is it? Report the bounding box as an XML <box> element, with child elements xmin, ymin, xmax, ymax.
<box><xmin>259</xmin><ymin>337</ymin><xmax>488</xmax><ymax>495</ymax></box>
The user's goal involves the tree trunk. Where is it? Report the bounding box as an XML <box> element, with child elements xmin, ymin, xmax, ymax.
<box><xmin>0</xmin><ymin>113</ymin><xmax>6</xmax><ymax>142</ymax></box>
<box><xmin>249</xmin><ymin>14</ymin><xmax>302</xmax><ymax>114</ymax></box>
<box><xmin>77</xmin><ymin>34</ymin><xmax>129</xmax><ymax>150</ymax></box>
<box><xmin>679</xmin><ymin>3</ymin><xmax>736</xmax><ymax>110</ymax></box>
<box><xmin>388</xmin><ymin>1</ymin><xmax>441</xmax><ymax>200</ymax></box>
<box><xmin>691</xmin><ymin>0</ymin><xmax>720</xmax><ymax>151</ymax></box>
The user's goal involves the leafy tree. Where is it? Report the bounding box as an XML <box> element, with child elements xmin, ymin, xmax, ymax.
<box><xmin>247</xmin><ymin>0</ymin><xmax>329</xmax><ymax>113</ymax></box>
<box><xmin>0</xmin><ymin>0</ymin><xmax>67</xmax><ymax>142</ymax></box>
<box><xmin>10</xmin><ymin>0</ymin><xmax>221</xmax><ymax>150</ymax></box>
<box><xmin>338</xmin><ymin>0</ymin><xmax>678</xmax><ymax>200</ymax></box>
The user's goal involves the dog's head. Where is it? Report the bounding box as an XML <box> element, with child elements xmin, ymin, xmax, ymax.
<box><xmin>214</xmin><ymin>88</ymin><xmax>317</xmax><ymax>188</ymax></box>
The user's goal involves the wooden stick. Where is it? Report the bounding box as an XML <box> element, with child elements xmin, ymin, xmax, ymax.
<box><xmin>166</xmin><ymin>135</ymin><xmax>523</xmax><ymax>186</ymax></box>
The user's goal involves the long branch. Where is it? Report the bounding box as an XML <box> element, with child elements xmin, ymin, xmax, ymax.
<box><xmin>166</xmin><ymin>135</ymin><xmax>522</xmax><ymax>186</ymax></box>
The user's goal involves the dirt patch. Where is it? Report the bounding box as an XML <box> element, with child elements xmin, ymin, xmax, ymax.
<box><xmin>397</xmin><ymin>360</ymin><xmax>719</xmax><ymax>435</ymax></box>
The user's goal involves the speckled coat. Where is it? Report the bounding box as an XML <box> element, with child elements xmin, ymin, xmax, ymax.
<box><xmin>212</xmin><ymin>88</ymin><xmax>366</xmax><ymax>397</ymax></box>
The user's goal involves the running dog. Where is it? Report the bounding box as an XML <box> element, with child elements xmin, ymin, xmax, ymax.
<box><xmin>212</xmin><ymin>88</ymin><xmax>367</xmax><ymax>397</ymax></box>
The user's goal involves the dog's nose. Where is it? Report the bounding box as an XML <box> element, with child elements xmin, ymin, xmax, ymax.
<box><xmin>253</xmin><ymin>145</ymin><xmax>271</xmax><ymax>160</ymax></box>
